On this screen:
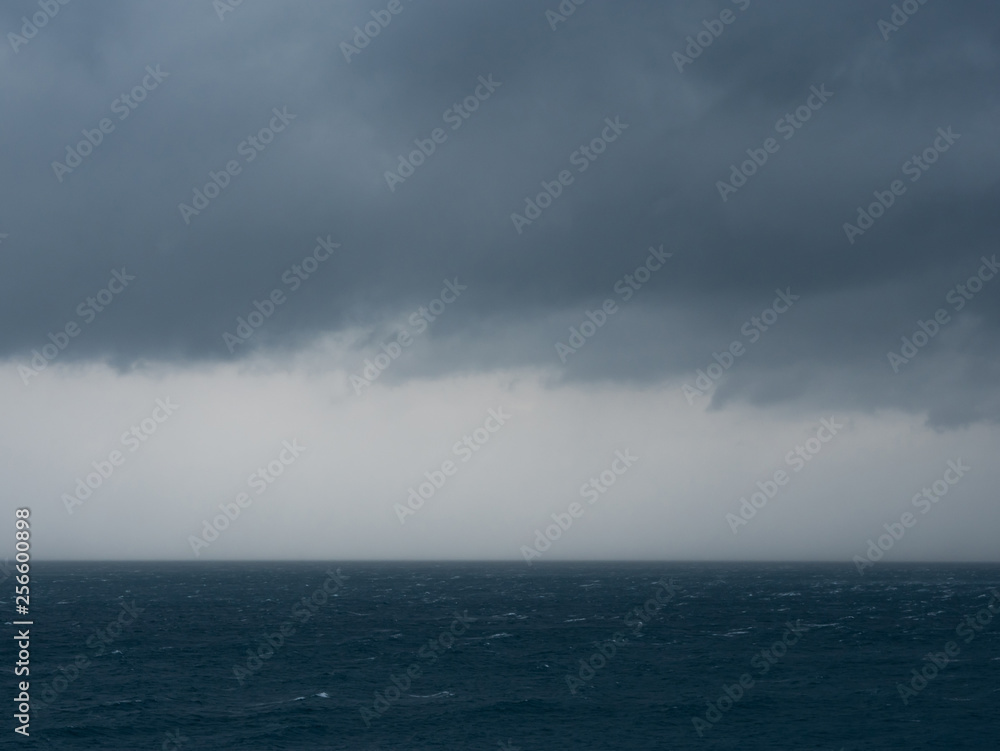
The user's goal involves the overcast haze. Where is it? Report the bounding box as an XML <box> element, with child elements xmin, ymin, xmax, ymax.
<box><xmin>1</xmin><ymin>0</ymin><xmax>998</xmax><ymax>562</ymax></box>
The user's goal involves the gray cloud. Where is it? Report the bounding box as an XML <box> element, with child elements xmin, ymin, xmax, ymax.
<box><xmin>1</xmin><ymin>0</ymin><xmax>998</xmax><ymax>427</ymax></box>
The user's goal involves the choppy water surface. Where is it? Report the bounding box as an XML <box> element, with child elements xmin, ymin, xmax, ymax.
<box><xmin>17</xmin><ymin>562</ymin><xmax>1000</xmax><ymax>749</ymax></box>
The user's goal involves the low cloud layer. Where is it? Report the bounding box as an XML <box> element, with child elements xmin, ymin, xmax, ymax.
<box><xmin>2</xmin><ymin>0</ymin><xmax>997</xmax><ymax>426</ymax></box>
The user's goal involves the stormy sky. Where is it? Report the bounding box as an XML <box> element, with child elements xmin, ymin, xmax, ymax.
<box><xmin>1</xmin><ymin>0</ymin><xmax>998</xmax><ymax>562</ymax></box>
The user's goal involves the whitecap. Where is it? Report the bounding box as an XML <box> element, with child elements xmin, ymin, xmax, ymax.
<box><xmin>408</xmin><ymin>691</ymin><xmax>453</xmax><ymax>699</ymax></box>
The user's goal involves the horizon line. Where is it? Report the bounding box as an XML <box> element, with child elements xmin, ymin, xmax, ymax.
<box><xmin>17</xmin><ymin>558</ymin><xmax>1000</xmax><ymax>564</ymax></box>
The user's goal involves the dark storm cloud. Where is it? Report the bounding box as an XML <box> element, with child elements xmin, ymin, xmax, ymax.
<box><xmin>1</xmin><ymin>0</ymin><xmax>997</xmax><ymax>423</ymax></box>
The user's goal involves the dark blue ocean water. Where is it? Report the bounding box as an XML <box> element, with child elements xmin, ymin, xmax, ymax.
<box><xmin>9</xmin><ymin>562</ymin><xmax>1000</xmax><ymax>749</ymax></box>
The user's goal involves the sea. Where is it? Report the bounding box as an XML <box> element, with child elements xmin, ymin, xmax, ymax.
<box><xmin>11</xmin><ymin>562</ymin><xmax>1000</xmax><ymax>749</ymax></box>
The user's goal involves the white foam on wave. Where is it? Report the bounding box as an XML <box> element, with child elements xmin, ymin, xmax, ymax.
<box><xmin>408</xmin><ymin>691</ymin><xmax>453</xmax><ymax>699</ymax></box>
